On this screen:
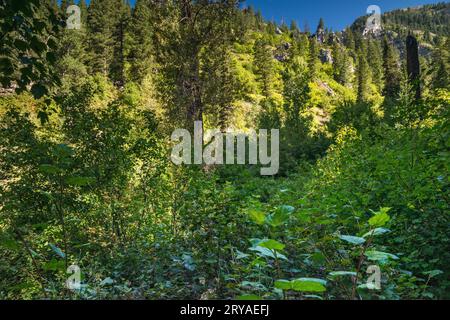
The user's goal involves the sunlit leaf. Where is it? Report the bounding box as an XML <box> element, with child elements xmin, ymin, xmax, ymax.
<box><xmin>339</xmin><ymin>235</ymin><xmax>366</xmax><ymax>245</ymax></box>
<box><xmin>49</xmin><ymin>243</ymin><xmax>65</xmax><ymax>259</ymax></box>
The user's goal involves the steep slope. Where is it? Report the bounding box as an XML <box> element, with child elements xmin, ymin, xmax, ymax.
<box><xmin>351</xmin><ymin>2</ymin><xmax>449</xmax><ymax>50</ymax></box>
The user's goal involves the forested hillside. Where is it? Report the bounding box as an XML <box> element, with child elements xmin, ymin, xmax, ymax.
<box><xmin>352</xmin><ymin>2</ymin><xmax>450</xmax><ymax>37</ymax></box>
<box><xmin>0</xmin><ymin>0</ymin><xmax>449</xmax><ymax>300</ymax></box>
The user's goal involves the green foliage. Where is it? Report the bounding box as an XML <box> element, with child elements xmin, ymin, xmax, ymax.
<box><xmin>0</xmin><ymin>0</ymin><xmax>449</xmax><ymax>301</ymax></box>
<box><xmin>0</xmin><ymin>0</ymin><xmax>61</xmax><ymax>98</ymax></box>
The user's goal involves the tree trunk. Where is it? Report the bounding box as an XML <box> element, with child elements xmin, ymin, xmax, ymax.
<box><xmin>406</xmin><ymin>34</ymin><xmax>421</xmax><ymax>100</ymax></box>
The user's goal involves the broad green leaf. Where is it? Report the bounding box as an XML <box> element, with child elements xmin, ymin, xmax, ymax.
<box><xmin>365</xmin><ymin>250</ymin><xmax>399</xmax><ymax>262</ymax></box>
<box><xmin>249</xmin><ymin>246</ymin><xmax>276</xmax><ymax>259</ymax></box>
<box><xmin>258</xmin><ymin>239</ymin><xmax>285</xmax><ymax>251</ymax></box>
<box><xmin>369</xmin><ymin>208</ymin><xmax>391</xmax><ymax>227</ymax></box>
<box><xmin>363</xmin><ymin>228</ymin><xmax>390</xmax><ymax>238</ymax></box>
<box><xmin>311</xmin><ymin>252</ymin><xmax>326</xmax><ymax>266</ymax></box>
<box><xmin>240</xmin><ymin>281</ymin><xmax>267</xmax><ymax>290</ymax></box>
<box><xmin>266</xmin><ymin>205</ymin><xmax>294</xmax><ymax>227</ymax></box>
<box><xmin>339</xmin><ymin>235</ymin><xmax>366</xmax><ymax>245</ymax></box>
<box><xmin>100</xmin><ymin>277</ymin><xmax>114</xmax><ymax>286</ymax></box>
<box><xmin>273</xmin><ymin>251</ymin><xmax>288</xmax><ymax>261</ymax></box>
<box><xmin>296</xmin><ymin>278</ymin><xmax>327</xmax><ymax>285</ymax></box>
<box><xmin>248</xmin><ymin>209</ymin><xmax>266</xmax><ymax>225</ymax></box>
<box><xmin>296</xmin><ymin>212</ymin><xmax>312</xmax><ymax>223</ymax></box>
<box><xmin>49</xmin><ymin>243</ymin><xmax>65</xmax><ymax>259</ymax></box>
<box><xmin>423</xmin><ymin>270</ymin><xmax>443</xmax><ymax>278</ymax></box>
<box><xmin>235</xmin><ymin>250</ymin><xmax>249</xmax><ymax>260</ymax></box>
<box><xmin>249</xmin><ymin>246</ymin><xmax>288</xmax><ymax>260</ymax></box>
<box><xmin>279</xmin><ymin>205</ymin><xmax>295</xmax><ymax>213</ymax></box>
<box><xmin>291</xmin><ymin>278</ymin><xmax>327</xmax><ymax>292</ymax></box>
<box><xmin>329</xmin><ymin>271</ymin><xmax>357</xmax><ymax>278</ymax></box>
<box><xmin>274</xmin><ymin>280</ymin><xmax>292</xmax><ymax>290</ymax></box>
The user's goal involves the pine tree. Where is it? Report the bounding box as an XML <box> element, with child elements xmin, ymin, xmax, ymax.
<box><xmin>56</xmin><ymin>0</ymin><xmax>88</xmax><ymax>93</ymax></box>
<box><xmin>254</xmin><ymin>38</ymin><xmax>276</xmax><ymax>98</ymax></box>
<box><xmin>128</xmin><ymin>0</ymin><xmax>155</xmax><ymax>83</ymax></box>
<box><xmin>49</xmin><ymin>0</ymin><xmax>59</xmax><ymax>13</ymax></box>
<box><xmin>317</xmin><ymin>18</ymin><xmax>325</xmax><ymax>33</ymax></box>
<box><xmin>154</xmin><ymin>0</ymin><xmax>242</xmax><ymax>129</ymax></box>
<box><xmin>367</xmin><ymin>40</ymin><xmax>384</xmax><ymax>92</ymax></box>
<box><xmin>87</xmin><ymin>0</ymin><xmax>130</xmax><ymax>85</ymax></box>
<box><xmin>308</xmin><ymin>38</ymin><xmax>320</xmax><ymax>80</ymax></box>
<box><xmin>356</xmin><ymin>51</ymin><xmax>371</xmax><ymax>103</ymax></box>
<box><xmin>290</xmin><ymin>20</ymin><xmax>300</xmax><ymax>39</ymax></box>
<box><xmin>383</xmin><ymin>37</ymin><xmax>401</xmax><ymax>98</ymax></box>
<box><xmin>202</xmin><ymin>46</ymin><xmax>239</xmax><ymax>131</ymax></box>
<box><xmin>316</xmin><ymin>18</ymin><xmax>325</xmax><ymax>43</ymax></box>
<box><xmin>79</xmin><ymin>0</ymin><xmax>88</xmax><ymax>27</ymax></box>
<box><xmin>332</xmin><ymin>43</ymin><xmax>351</xmax><ymax>86</ymax></box>
<box><xmin>110</xmin><ymin>0</ymin><xmax>131</xmax><ymax>87</ymax></box>
<box><xmin>430</xmin><ymin>37</ymin><xmax>449</xmax><ymax>90</ymax></box>
<box><xmin>61</xmin><ymin>0</ymin><xmax>71</xmax><ymax>13</ymax></box>
<box><xmin>344</xmin><ymin>28</ymin><xmax>356</xmax><ymax>52</ymax></box>
<box><xmin>294</xmin><ymin>34</ymin><xmax>310</xmax><ymax>58</ymax></box>
<box><xmin>87</xmin><ymin>0</ymin><xmax>116</xmax><ymax>77</ymax></box>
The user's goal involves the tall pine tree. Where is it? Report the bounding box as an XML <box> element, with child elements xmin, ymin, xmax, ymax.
<box><xmin>128</xmin><ymin>0</ymin><xmax>155</xmax><ymax>83</ymax></box>
<box><xmin>356</xmin><ymin>51</ymin><xmax>372</xmax><ymax>103</ymax></box>
<box><xmin>383</xmin><ymin>37</ymin><xmax>401</xmax><ymax>98</ymax></box>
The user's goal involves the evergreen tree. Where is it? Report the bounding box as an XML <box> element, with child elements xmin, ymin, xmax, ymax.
<box><xmin>61</xmin><ymin>0</ymin><xmax>71</xmax><ymax>13</ymax></box>
<box><xmin>344</xmin><ymin>28</ymin><xmax>356</xmax><ymax>52</ymax></box>
<box><xmin>316</xmin><ymin>18</ymin><xmax>325</xmax><ymax>43</ymax></box>
<box><xmin>431</xmin><ymin>37</ymin><xmax>450</xmax><ymax>90</ymax></box>
<box><xmin>110</xmin><ymin>0</ymin><xmax>131</xmax><ymax>87</ymax></box>
<box><xmin>367</xmin><ymin>40</ymin><xmax>384</xmax><ymax>92</ymax></box>
<box><xmin>332</xmin><ymin>43</ymin><xmax>351</xmax><ymax>86</ymax></box>
<box><xmin>128</xmin><ymin>0</ymin><xmax>155</xmax><ymax>83</ymax></box>
<box><xmin>202</xmin><ymin>46</ymin><xmax>239</xmax><ymax>131</ymax></box>
<box><xmin>290</xmin><ymin>20</ymin><xmax>300</xmax><ymax>39</ymax></box>
<box><xmin>317</xmin><ymin>17</ymin><xmax>325</xmax><ymax>33</ymax></box>
<box><xmin>254</xmin><ymin>38</ymin><xmax>276</xmax><ymax>98</ymax></box>
<box><xmin>154</xmin><ymin>0</ymin><xmax>242</xmax><ymax>129</ymax></box>
<box><xmin>308</xmin><ymin>38</ymin><xmax>320</xmax><ymax>80</ymax></box>
<box><xmin>87</xmin><ymin>0</ymin><xmax>116</xmax><ymax>77</ymax></box>
<box><xmin>383</xmin><ymin>37</ymin><xmax>401</xmax><ymax>98</ymax></box>
<box><xmin>87</xmin><ymin>0</ymin><xmax>130</xmax><ymax>85</ymax></box>
<box><xmin>294</xmin><ymin>33</ymin><xmax>310</xmax><ymax>58</ymax></box>
<box><xmin>57</xmin><ymin>0</ymin><xmax>89</xmax><ymax>93</ymax></box>
<box><xmin>79</xmin><ymin>0</ymin><xmax>88</xmax><ymax>27</ymax></box>
<box><xmin>356</xmin><ymin>51</ymin><xmax>371</xmax><ymax>103</ymax></box>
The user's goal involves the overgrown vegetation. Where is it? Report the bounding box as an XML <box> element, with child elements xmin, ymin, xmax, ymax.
<box><xmin>0</xmin><ymin>0</ymin><xmax>449</xmax><ymax>300</ymax></box>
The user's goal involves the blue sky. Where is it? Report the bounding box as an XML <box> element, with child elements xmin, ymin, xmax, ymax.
<box><xmin>243</xmin><ymin>0</ymin><xmax>449</xmax><ymax>31</ymax></box>
<box><xmin>78</xmin><ymin>0</ymin><xmax>448</xmax><ymax>31</ymax></box>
